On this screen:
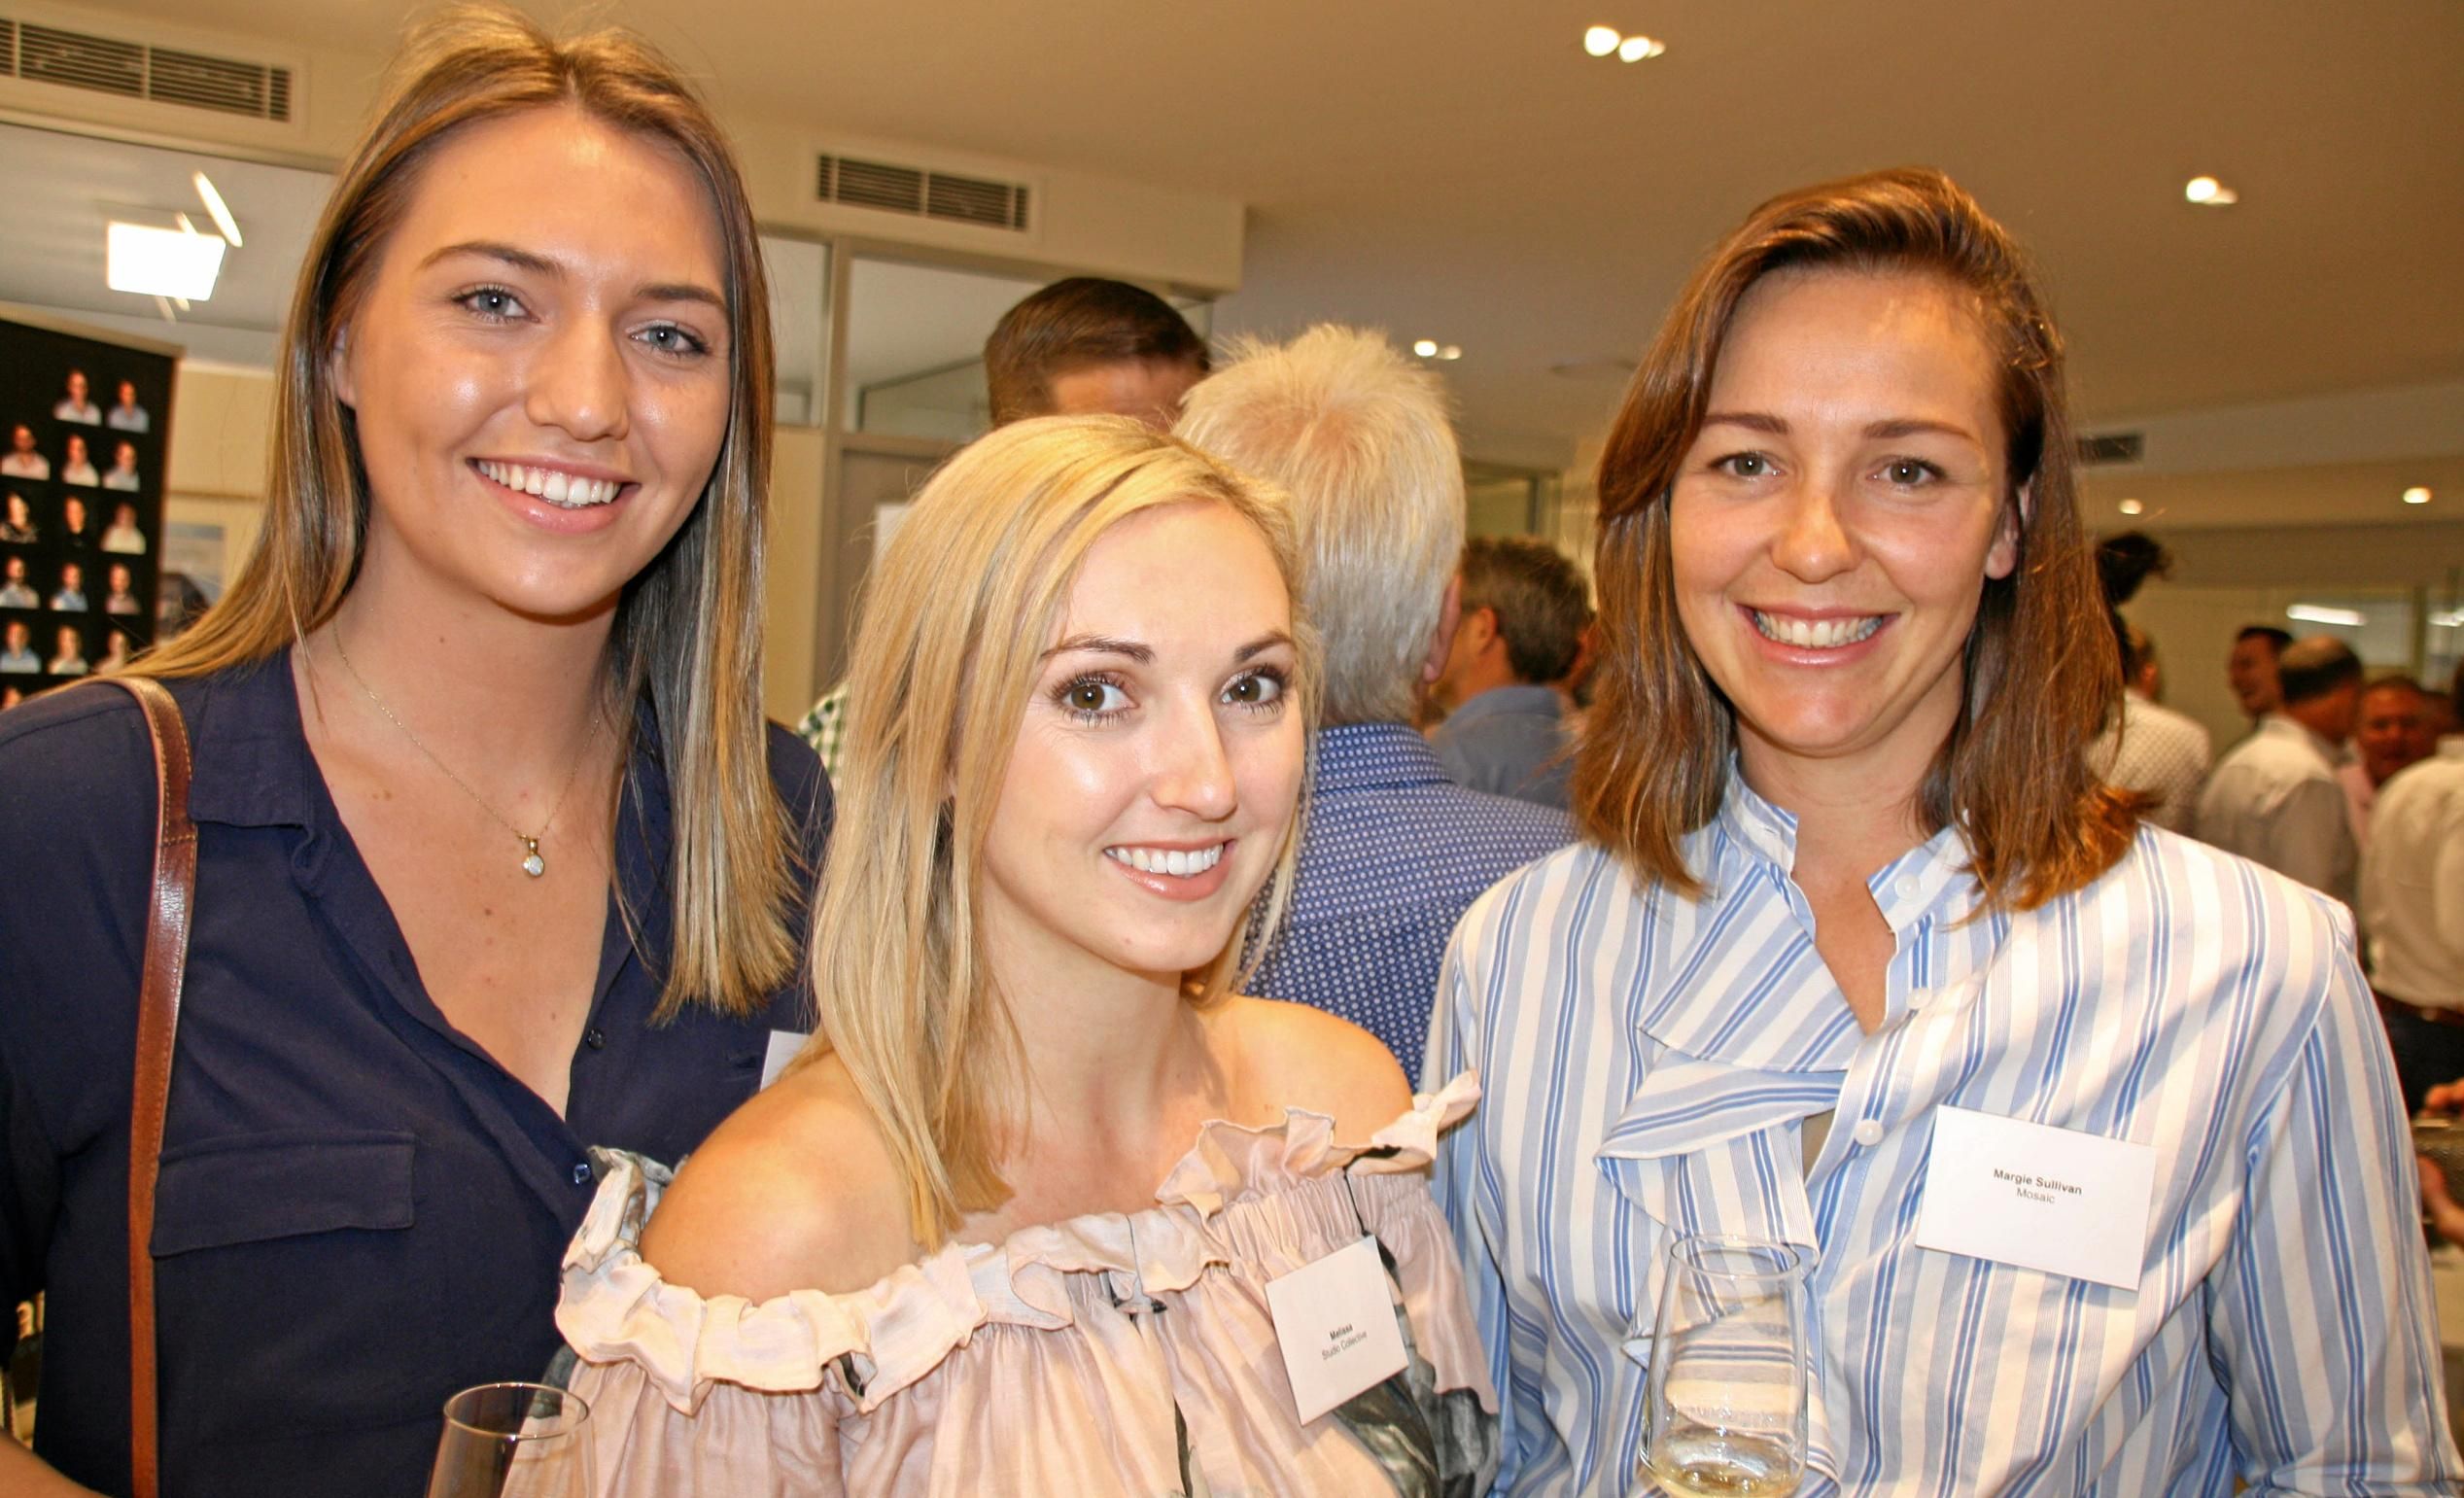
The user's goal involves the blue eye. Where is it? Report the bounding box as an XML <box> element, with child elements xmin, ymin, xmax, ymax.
<box><xmin>637</xmin><ymin>323</ymin><xmax>711</xmax><ymax>359</ymax></box>
<box><xmin>457</xmin><ymin>286</ymin><xmax>526</xmax><ymax>321</ymax></box>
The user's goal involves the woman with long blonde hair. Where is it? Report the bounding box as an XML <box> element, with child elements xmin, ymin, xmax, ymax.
<box><xmin>548</xmin><ymin>415</ymin><xmax>1498</xmax><ymax>1495</ymax></box>
<box><xmin>0</xmin><ymin>9</ymin><xmax>820</xmax><ymax>1495</ymax></box>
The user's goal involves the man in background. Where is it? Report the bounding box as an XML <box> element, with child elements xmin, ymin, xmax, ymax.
<box><xmin>2225</xmin><ymin>623</ymin><xmax>2291</xmax><ymax>726</ymax></box>
<box><xmin>799</xmin><ymin>277</ymin><xmax>1209</xmax><ymax>773</ymax></box>
<box><xmin>2197</xmin><ymin>634</ymin><xmax>2364</xmax><ymax>906</ymax></box>
<box><xmin>1176</xmin><ymin>326</ymin><xmax>1572</xmax><ymax>1079</ymax></box>
<box><xmin>2092</xmin><ymin>620</ymin><xmax>2209</xmax><ymax>834</ymax></box>
<box><xmin>2361</xmin><ymin>727</ymin><xmax>2464</xmax><ymax>1115</ymax></box>
<box><xmin>2342</xmin><ymin>676</ymin><xmax>2441</xmax><ymax>850</ymax></box>
<box><xmin>1427</xmin><ymin>535</ymin><xmax>1589</xmax><ymax>810</ymax></box>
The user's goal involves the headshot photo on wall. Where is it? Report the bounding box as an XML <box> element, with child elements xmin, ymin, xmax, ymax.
<box><xmin>0</xmin><ymin>620</ymin><xmax>34</xmax><ymax>674</ymax></box>
<box><xmin>52</xmin><ymin>369</ymin><xmax>99</xmax><ymax>425</ymax></box>
<box><xmin>106</xmin><ymin>378</ymin><xmax>148</xmax><ymax>433</ymax></box>
<box><xmin>0</xmin><ymin>493</ymin><xmax>33</xmax><ymax>543</ymax></box>
<box><xmin>56</xmin><ymin>495</ymin><xmax>89</xmax><ymax>547</ymax></box>
<box><xmin>1</xmin><ymin>425</ymin><xmax>47</xmax><ymax>481</ymax></box>
<box><xmin>56</xmin><ymin>434</ymin><xmax>96</xmax><ymax>487</ymax></box>
<box><xmin>44</xmin><ymin>622</ymin><xmax>86</xmax><ymax>676</ymax></box>
<box><xmin>0</xmin><ymin>556</ymin><xmax>32</xmax><ymax>609</ymax></box>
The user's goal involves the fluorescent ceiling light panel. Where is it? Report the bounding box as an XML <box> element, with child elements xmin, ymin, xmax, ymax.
<box><xmin>107</xmin><ymin>221</ymin><xmax>226</xmax><ymax>301</ymax></box>
<box><xmin>2284</xmin><ymin>604</ymin><xmax>2367</xmax><ymax>627</ymax></box>
<box><xmin>193</xmin><ymin>171</ymin><xmax>244</xmax><ymax>247</ymax></box>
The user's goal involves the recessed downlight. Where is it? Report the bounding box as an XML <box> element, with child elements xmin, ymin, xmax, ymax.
<box><xmin>1412</xmin><ymin>338</ymin><xmax>1439</xmax><ymax>358</ymax></box>
<box><xmin>1584</xmin><ymin>25</ymin><xmax>1666</xmax><ymax>61</ymax></box>
<box><xmin>2404</xmin><ymin>486</ymin><xmax>2433</xmax><ymax>505</ymax></box>
<box><xmin>2118</xmin><ymin>499</ymin><xmax>2144</xmax><ymax>516</ymax></box>
<box><xmin>2184</xmin><ymin>175</ymin><xmax>2238</xmax><ymax>206</ymax></box>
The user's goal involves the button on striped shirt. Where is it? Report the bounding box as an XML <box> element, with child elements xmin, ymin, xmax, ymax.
<box><xmin>1428</xmin><ymin>774</ymin><xmax>2458</xmax><ymax>1495</ymax></box>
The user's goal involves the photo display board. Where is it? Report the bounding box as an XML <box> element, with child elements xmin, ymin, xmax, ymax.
<box><xmin>0</xmin><ymin>314</ymin><xmax>176</xmax><ymax>709</ymax></box>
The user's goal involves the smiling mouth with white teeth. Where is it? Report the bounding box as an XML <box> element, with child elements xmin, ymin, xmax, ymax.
<box><xmin>475</xmin><ymin>460</ymin><xmax>624</xmax><ymax>509</ymax></box>
<box><xmin>1104</xmin><ymin>844</ymin><xmax>1227</xmax><ymax>878</ymax></box>
<box><xmin>1752</xmin><ymin>610</ymin><xmax>1887</xmax><ymax>649</ymax></box>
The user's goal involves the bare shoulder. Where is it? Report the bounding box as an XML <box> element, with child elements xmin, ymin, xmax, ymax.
<box><xmin>1215</xmin><ymin>994</ymin><xmax>1413</xmax><ymax>1139</ymax></box>
<box><xmin>639</xmin><ymin>1051</ymin><xmax>921</xmax><ymax>1300</ymax></box>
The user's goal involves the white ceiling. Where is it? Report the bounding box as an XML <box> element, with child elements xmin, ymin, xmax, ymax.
<box><xmin>0</xmin><ymin>120</ymin><xmax>329</xmax><ymax>358</ymax></box>
<box><xmin>17</xmin><ymin>0</ymin><xmax>2464</xmax><ymax>516</ymax></box>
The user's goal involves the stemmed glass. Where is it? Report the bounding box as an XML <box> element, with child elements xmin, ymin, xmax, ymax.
<box><xmin>1639</xmin><ymin>1235</ymin><xmax>1811</xmax><ymax>1497</ymax></box>
<box><xmin>425</xmin><ymin>1381</ymin><xmax>594</xmax><ymax>1498</ymax></box>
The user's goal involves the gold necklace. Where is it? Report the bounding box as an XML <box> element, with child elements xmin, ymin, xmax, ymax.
<box><xmin>327</xmin><ymin>629</ymin><xmax>597</xmax><ymax>878</ymax></box>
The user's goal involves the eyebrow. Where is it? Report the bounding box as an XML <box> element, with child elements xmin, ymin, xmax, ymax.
<box><xmin>1700</xmin><ymin>410</ymin><xmax>1981</xmax><ymax>444</ymax></box>
<box><xmin>420</xmin><ymin>241</ymin><xmax>727</xmax><ymax>311</ymax></box>
<box><xmin>1042</xmin><ymin>629</ymin><xmax>1295</xmax><ymax>666</ymax></box>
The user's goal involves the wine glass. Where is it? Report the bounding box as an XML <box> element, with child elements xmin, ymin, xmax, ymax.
<box><xmin>425</xmin><ymin>1381</ymin><xmax>594</xmax><ymax>1498</ymax></box>
<box><xmin>1640</xmin><ymin>1235</ymin><xmax>1811</xmax><ymax>1498</ymax></box>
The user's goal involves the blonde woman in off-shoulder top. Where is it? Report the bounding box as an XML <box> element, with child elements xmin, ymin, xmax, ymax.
<box><xmin>543</xmin><ymin>416</ymin><xmax>1500</xmax><ymax>1497</ymax></box>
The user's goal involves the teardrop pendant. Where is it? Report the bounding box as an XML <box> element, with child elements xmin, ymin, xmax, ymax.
<box><xmin>521</xmin><ymin>837</ymin><xmax>545</xmax><ymax>878</ymax></box>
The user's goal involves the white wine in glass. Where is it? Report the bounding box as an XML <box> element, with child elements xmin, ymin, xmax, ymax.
<box><xmin>1640</xmin><ymin>1235</ymin><xmax>1810</xmax><ymax>1498</ymax></box>
<box><xmin>426</xmin><ymin>1381</ymin><xmax>593</xmax><ymax>1498</ymax></box>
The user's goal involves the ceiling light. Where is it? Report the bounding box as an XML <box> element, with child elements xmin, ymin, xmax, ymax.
<box><xmin>1583</xmin><ymin>24</ymin><xmax>1621</xmax><ymax>56</ymax></box>
<box><xmin>2285</xmin><ymin>604</ymin><xmax>2367</xmax><ymax>628</ymax></box>
<box><xmin>1439</xmin><ymin>345</ymin><xmax>1463</xmax><ymax>361</ymax></box>
<box><xmin>192</xmin><ymin>171</ymin><xmax>242</xmax><ymax>247</ymax></box>
<box><xmin>2403</xmin><ymin>486</ymin><xmax>2432</xmax><ymax>505</ymax></box>
<box><xmin>2117</xmin><ymin>498</ymin><xmax>2144</xmax><ymax>516</ymax></box>
<box><xmin>1618</xmin><ymin>34</ymin><xmax>1666</xmax><ymax>60</ymax></box>
<box><xmin>2431</xmin><ymin>610</ymin><xmax>2463</xmax><ymax>629</ymax></box>
<box><xmin>2184</xmin><ymin>175</ymin><xmax>2238</xmax><ymax>206</ymax></box>
<box><xmin>1412</xmin><ymin>338</ymin><xmax>1439</xmax><ymax>358</ymax></box>
<box><xmin>107</xmin><ymin>221</ymin><xmax>226</xmax><ymax>301</ymax></box>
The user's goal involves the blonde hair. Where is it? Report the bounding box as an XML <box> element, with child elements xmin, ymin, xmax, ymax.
<box><xmin>1175</xmin><ymin>325</ymin><xmax>1462</xmax><ymax>726</ymax></box>
<box><xmin>812</xmin><ymin>416</ymin><xmax>1317</xmax><ymax>1243</ymax></box>
<box><xmin>137</xmin><ymin>5</ymin><xmax>801</xmax><ymax>1017</ymax></box>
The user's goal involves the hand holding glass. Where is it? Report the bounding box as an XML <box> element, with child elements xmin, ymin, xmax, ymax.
<box><xmin>1641</xmin><ymin>1236</ymin><xmax>1811</xmax><ymax>1497</ymax></box>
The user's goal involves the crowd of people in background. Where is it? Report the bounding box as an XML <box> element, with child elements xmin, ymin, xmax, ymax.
<box><xmin>1</xmin><ymin>6</ymin><xmax>2459</xmax><ymax>1497</ymax></box>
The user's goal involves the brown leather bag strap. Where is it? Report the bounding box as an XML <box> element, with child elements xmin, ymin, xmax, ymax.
<box><xmin>108</xmin><ymin>677</ymin><xmax>195</xmax><ymax>1498</ymax></box>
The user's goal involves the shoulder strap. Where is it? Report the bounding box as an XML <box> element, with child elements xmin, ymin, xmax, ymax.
<box><xmin>107</xmin><ymin>676</ymin><xmax>194</xmax><ymax>1498</ymax></box>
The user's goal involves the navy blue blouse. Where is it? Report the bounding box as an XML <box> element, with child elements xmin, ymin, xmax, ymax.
<box><xmin>0</xmin><ymin>653</ymin><xmax>827</xmax><ymax>1497</ymax></box>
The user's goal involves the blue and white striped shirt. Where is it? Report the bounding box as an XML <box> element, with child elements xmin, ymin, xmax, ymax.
<box><xmin>1429</xmin><ymin>773</ymin><xmax>2458</xmax><ymax>1495</ymax></box>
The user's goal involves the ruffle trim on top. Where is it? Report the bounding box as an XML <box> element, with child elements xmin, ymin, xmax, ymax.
<box><xmin>554</xmin><ymin>1071</ymin><xmax>1481</xmax><ymax>1417</ymax></box>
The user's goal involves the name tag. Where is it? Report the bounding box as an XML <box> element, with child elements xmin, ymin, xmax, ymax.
<box><xmin>1913</xmin><ymin>1106</ymin><xmax>2155</xmax><ymax>1290</ymax></box>
<box><xmin>1265</xmin><ymin>1237</ymin><xmax>1409</xmax><ymax>1424</ymax></box>
<box><xmin>758</xmin><ymin>1029</ymin><xmax>810</xmax><ymax>1090</ymax></box>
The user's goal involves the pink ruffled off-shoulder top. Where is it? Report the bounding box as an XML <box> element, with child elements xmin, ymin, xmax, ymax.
<box><xmin>546</xmin><ymin>1072</ymin><xmax>1499</xmax><ymax>1497</ymax></box>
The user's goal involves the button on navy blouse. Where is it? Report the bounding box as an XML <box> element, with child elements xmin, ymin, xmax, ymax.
<box><xmin>0</xmin><ymin>653</ymin><xmax>828</xmax><ymax>1497</ymax></box>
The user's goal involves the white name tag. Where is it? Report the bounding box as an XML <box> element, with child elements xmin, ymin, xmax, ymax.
<box><xmin>1913</xmin><ymin>1105</ymin><xmax>2156</xmax><ymax>1291</ymax></box>
<box><xmin>1265</xmin><ymin>1237</ymin><xmax>1409</xmax><ymax>1424</ymax></box>
<box><xmin>758</xmin><ymin>1029</ymin><xmax>810</xmax><ymax>1091</ymax></box>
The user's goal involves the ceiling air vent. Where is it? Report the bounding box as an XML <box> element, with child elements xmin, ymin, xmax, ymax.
<box><xmin>2076</xmin><ymin>432</ymin><xmax>2144</xmax><ymax>466</ymax></box>
<box><xmin>3</xmin><ymin>17</ymin><xmax>293</xmax><ymax>122</ymax></box>
<box><xmin>817</xmin><ymin>153</ymin><xmax>1030</xmax><ymax>232</ymax></box>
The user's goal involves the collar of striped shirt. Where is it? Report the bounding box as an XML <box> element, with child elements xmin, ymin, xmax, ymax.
<box><xmin>1429</xmin><ymin>769</ymin><xmax>2456</xmax><ymax>1496</ymax></box>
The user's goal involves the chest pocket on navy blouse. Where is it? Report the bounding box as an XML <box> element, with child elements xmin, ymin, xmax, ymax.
<box><xmin>151</xmin><ymin>1130</ymin><xmax>415</xmax><ymax>1255</ymax></box>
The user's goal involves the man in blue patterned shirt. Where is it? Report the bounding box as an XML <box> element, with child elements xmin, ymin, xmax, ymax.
<box><xmin>1177</xmin><ymin>327</ymin><xmax>1573</xmax><ymax>1081</ymax></box>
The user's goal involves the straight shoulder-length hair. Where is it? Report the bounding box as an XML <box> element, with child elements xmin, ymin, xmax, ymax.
<box><xmin>1577</xmin><ymin>166</ymin><xmax>2137</xmax><ymax>911</ymax></box>
<box><xmin>135</xmin><ymin>5</ymin><xmax>799</xmax><ymax>1018</ymax></box>
<box><xmin>809</xmin><ymin>416</ymin><xmax>1318</xmax><ymax>1245</ymax></box>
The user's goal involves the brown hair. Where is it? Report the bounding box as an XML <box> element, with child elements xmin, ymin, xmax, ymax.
<box><xmin>1577</xmin><ymin>166</ymin><xmax>2135</xmax><ymax>912</ymax></box>
<box><xmin>1460</xmin><ymin>534</ymin><xmax>1591</xmax><ymax>685</ymax></box>
<box><xmin>984</xmin><ymin>277</ymin><xmax>1209</xmax><ymax>425</ymax></box>
<box><xmin>139</xmin><ymin>4</ymin><xmax>800</xmax><ymax>1017</ymax></box>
